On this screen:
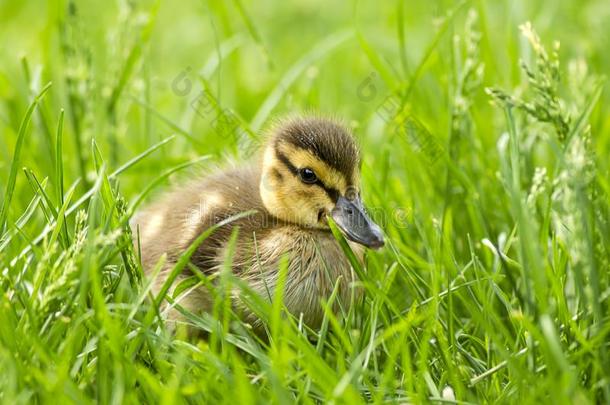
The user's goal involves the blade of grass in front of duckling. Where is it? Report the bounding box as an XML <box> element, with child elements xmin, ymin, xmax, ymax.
<box><xmin>359</xmin><ymin>262</ymin><xmax>399</xmax><ymax>375</ymax></box>
<box><xmin>327</xmin><ymin>216</ymin><xmax>366</xmax><ymax>283</ymax></box>
<box><xmin>270</xmin><ymin>254</ymin><xmax>289</xmax><ymax>341</ymax></box>
<box><xmin>328</xmin><ymin>217</ymin><xmax>403</xmax><ymax>321</ymax></box>
<box><xmin>283</xmin><ymin>320</ymin><xmax>363</xmax><ymax>402</ymax></box>
<box><xmin>127</xmin><ymin>252</ymin><xmax>166</xmax><ymax>323</ymax></box>
<box><xmin>295</xmin><ymin>277</ymin><xmax>342</xmax><ymax>401</ymax></box>
<box><xmin>170</xmin><ymin>274</ymin><xmax>271</xmax><ymax>361</ymax></box>
<box><xmin>372</xmin><ymin>319</ymin><xmax>412</xmax><ymax>402</ymax></box>
<box><xmin>172</xmin><ymin>301</ymin><xmax>269</xmax><ymax>362</ymax></box>
<box><xmin>319</xmin><ymin>279</ymin><xmax>353</xmax><ymax>355</ymax></box>
<box><xmin>125</xmin><ymin>253</ymin><xmax>169</xmax><ymax>360</ymax></box>
<box><xmin>228</xmin><ymin>271</ymin><xmax>276</xmax><ymax>336</ymax></box>
<box><xmin>230</xmin><ymin>347</ymin><xmax>256</xmax><ymax>404</ymax></box>
<box><xmin>315</xmin><ymin>277</ymin><xmax>343</xmax><ymax>354</ymax></box>
<box><xmin>265</xmin><ymin>255</ymin><xmax>295</xmax><ymax>403</ymax></box>
<box><xmin>0</xmin><ymin>82</ymin><xmax>52</xmax><ymax>237</ymax></box>
<box><xmin>150</xmin><ymin>210</ymin><xmax>256</xmax><ymax>324</ymax></box>
<box><xmin>211</xmin><ymin>225</ymin><xmax>240</xmax><ymax>355</ymax></box>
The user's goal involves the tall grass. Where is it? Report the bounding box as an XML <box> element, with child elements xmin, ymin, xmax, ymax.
<box><xmin>1</xmin><ymin>1</ymin><xmax>609</xmax><ymax>403</ymax></box>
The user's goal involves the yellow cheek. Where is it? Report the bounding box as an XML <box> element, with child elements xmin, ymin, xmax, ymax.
<box><xmin>261</xmin><ymin>168</ymin><xmax>334</xmax><ymax>226</ymax></box>
<box><xmin>279</xmin><ymin>179</ymin><xmax>327</xmax><ymax>224</ymax></box>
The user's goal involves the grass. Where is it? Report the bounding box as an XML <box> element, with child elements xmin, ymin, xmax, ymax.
<box><xmin>1</xmin><ymin>0</ymin><xmax>609</xmax><ymax>403</ymax></box>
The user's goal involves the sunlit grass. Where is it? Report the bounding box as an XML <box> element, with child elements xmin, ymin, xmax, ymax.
<box><xmin>1</xmin><ymin>1</ymin><xmax>609</xmax><ymax>403</ymax></box>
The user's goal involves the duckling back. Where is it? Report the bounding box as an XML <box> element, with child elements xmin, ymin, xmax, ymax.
<box><xmin>132</xmin><ymin>164</ymin><xmax>263</xmax><ymax>273</ymax></box>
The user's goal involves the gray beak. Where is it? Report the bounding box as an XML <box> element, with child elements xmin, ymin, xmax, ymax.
<box><xmin>331</xmin><ymin>195</ymin><xmax>384</xmax><ymax>249</ymax></box>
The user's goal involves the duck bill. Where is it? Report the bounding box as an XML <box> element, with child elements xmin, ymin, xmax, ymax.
<box><xmin>331</xmin><ymin>195</ymin><xmax>384</xmax><ymax>249</ymax></box>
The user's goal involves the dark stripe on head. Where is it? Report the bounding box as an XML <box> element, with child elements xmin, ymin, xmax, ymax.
<box><xmin>317</xmin><ymin>182</ymin><xmax>340</xmax><ymax>202</ymax></box>
<box><xmin>275</xmin><ymin>149</ymin><xmax>340</xmax><ymax>203</ymax></box>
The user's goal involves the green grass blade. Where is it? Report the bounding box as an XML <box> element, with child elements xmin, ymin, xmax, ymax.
<box><xmin>0</xmin><ymin>82</ymin><xmax>52</xmax><ymax>235</ymax></box>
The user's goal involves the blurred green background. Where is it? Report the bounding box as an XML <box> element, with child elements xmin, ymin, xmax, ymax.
<box><xmin>1</xmin><ymin>0</ymin><xmax>609</xmax><ymax>403</ymax></box>
<box><xmin>2</xmin><ymin>0</ymin><xmax>609</xmax><ymax>189</ymax></box>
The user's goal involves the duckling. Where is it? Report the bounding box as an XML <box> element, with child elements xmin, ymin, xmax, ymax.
<box><xmin>132</xmin><ymin>116</ymin><xmax>384</xmax><ymax>332</ymax></box>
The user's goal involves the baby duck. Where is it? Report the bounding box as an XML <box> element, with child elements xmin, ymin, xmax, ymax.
<box><xmin>133</xmin><ymin>116</ymin><xmax>384</xmax><ymax>332</ymax></box>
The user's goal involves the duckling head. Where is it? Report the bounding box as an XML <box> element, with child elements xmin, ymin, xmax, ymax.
<box><xmin>260</xmin><ymin>116</ymin><xmax>384</xmax><ymax>249</ymax></box>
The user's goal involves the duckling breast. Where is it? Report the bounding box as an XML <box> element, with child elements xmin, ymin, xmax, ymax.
<box><xmin>233</xmin><ymin>225</ymin><xmax>365</xmax><ymax>330</ymax></box>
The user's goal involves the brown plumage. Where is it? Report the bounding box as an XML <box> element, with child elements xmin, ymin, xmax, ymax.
<box><xmin>132</xmin><ymin>116</ymin><xmax>384</xmax><ymax>333</ymax></box>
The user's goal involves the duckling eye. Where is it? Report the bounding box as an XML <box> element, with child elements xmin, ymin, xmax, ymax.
<box><xmin>298</xmin><ymin>168</ymin><xmax>318</xmax><ymax>184</ymax></box>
